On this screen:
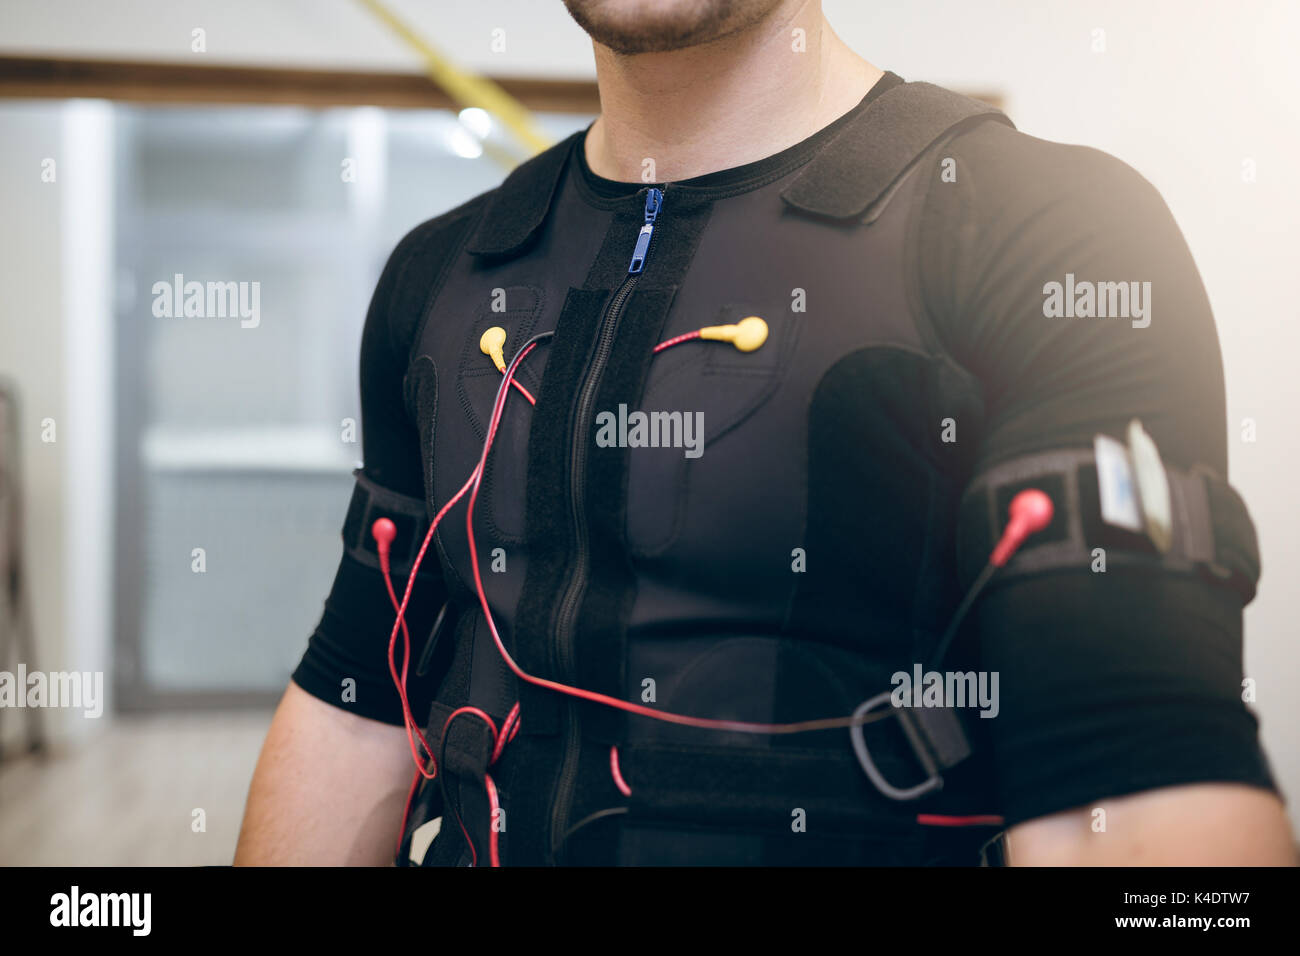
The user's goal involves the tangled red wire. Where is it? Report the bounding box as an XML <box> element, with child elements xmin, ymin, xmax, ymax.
<box><xmin>378</xmin><ymin>329</ymin><xmax>1000</xmax><ymax>864</ymax></box>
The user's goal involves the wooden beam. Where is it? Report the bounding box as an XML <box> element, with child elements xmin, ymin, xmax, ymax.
<box><xmin>0</xmin><ymin>55</ymin><xmax>602</xmax><ymax>113</ymax></box>
<box><xmin>0</xmin><ymin>56</ymin><xmax>1001</xmax><ymax>114</ymax></box>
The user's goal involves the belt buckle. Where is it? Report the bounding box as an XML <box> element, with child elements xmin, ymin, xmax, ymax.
<box><xmin>850</xmin><ymin>691</ymin><xmax>971</xmax><ymax>801</ymax></box>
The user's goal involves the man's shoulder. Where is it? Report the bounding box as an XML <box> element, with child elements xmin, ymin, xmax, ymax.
<box><xmin>910</xmin><ymin>99</ymin><xmax>1185</xmax><ymax>316</ymax></box>
<box><xmin>934</xmin><ymin>112</ymin><xmax>1165</xmax><ymax>219</ymax></box>
<box><xmin>377</xmin><ymin>131</ymin><xmax>581</xmax><ymax>352</ymax></box>
<box><xmin>384</xmin><ymin>190</ymin><xmax>491</xmax><ymax>279</ymax></box>
<box><xmin>371</xmin><ymin>191</ymin><xmax>490</xmax><ymax>357</ymax></box>
<box><xmin>383</xmin><ymin>127</ymin><xmax>581</xmax><ymax>285</ymax></box>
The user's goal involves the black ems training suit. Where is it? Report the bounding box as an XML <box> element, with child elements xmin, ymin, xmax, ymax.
<box><xmin>293</xmin><ymin>73</ymin><xmax>1276</xmax><ymax>865</ymax></box>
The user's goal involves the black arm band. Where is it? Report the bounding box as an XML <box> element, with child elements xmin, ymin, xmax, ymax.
<box><xmin>339</xmin><ymin>468</ymin><xmax>433</xmax><ymax>576</ymax></box>
<box><xmin>956</xmin><ymin>449</ymin><xmax>1260</xmax><ymax>604</ymax></box>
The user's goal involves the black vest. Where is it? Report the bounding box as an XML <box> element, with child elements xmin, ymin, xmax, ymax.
<box><xmin>401</xmin><ymin>82</ymin><xmax>1014</xmax><ymax>866</ymax></box>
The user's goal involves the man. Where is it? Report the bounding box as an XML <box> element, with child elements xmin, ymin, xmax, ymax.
<box><xmin>235</xmin><ymin>0</ymin><xmax>1293</xmax><ymax>865</ymax></box>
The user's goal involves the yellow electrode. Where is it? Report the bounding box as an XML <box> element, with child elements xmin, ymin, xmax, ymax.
<box><xmin>698</xmin><ymin>316</ymin><xmax>769</xmax><ymax>352</ymax></box>
<box><xmin>480</xmin><ymin>326</ymin><xmax>508</xmax><ymax>371</ymax></box>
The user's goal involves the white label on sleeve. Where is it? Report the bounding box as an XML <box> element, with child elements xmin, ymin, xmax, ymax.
<box><xmin>1094</xmin><ymin>433</ymin><xmax>1142</xmax><ymax>532</ymax></box>
<box><xmin>1127</xmin><ymin>419</ymin><xmax>1173</xmax><ymax>553</ymax></box>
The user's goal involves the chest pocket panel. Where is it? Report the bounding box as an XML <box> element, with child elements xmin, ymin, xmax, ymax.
<box><xmin>625</xmin><ymin>300</ymin><xmax>801</xmax><ymax>557</ymax></box>
<box><xmin>454</xmin><ymin>285</ymin><xmax>547</xmax><ymax>544</ymax></box>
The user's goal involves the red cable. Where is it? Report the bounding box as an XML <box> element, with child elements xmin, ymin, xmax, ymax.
<box><xmin>380</xmin><ymin>331</ymin><xmax>890</xmax><ymax>792</ymax></box>
<box><xmin>609</xmin><ymin>745</ymin><xmax>632</xmax><ymax>797</ymax></box>
<box><xmin>484</xmin><ymin>774</ymin><xmax>502</xmax><ymax>867</ymax></box>
<box><xmin>653</xmin><ymin>329</ymin><xmax>701</xmax><ymax>353</ymax></box>
<box><xmin>916</xmin><ymin>814</ymin><xmax>1005</xmax><ymax>827</ymax></box>
<box><xmin>379</xmin><ymin>466</ymin><xmax>488</xmax><ymax>774</ymax></box>
<box><xmin>376</xmin><ymin>330</ymin><xmax>983</xmax><ymax>863</ymax></box>
<box><xmin>378</xmin><ymin>476</ymin><xmax>494</xmax><ymax>860</ymax></box>
<box><xmin>378</xmin><ymin>542</ymin><xmax>437</xmax><ymax>778</ymax></box>
<box><xmin>462</xmin><ymin>339</ymin><xmax>883</xmax><ymax>735</ymax></box>
<box><xmin>441</xmin><ymin>705</ymin><xmax>515</xmax><ymax>867</ymax></box>
<box><xmin>493</xmin><ymin>702</ymin><xmax>522</xmax><ymax>762</ymax></box>
<box><xmin>500</xmin><ymin>373</ymin><xmax>536</xmax><ymax>405</ymax></box>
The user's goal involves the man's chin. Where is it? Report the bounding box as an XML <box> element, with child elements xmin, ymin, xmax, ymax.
<box><xmin>562</xmin><ymin>0</ymin><xmax>783</xmax><ymax>55</ymax></box>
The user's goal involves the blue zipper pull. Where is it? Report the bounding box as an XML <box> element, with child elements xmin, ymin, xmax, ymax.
<box><xmin>627</xmin><ymin>187</ymin><xmax>663</xmax><ymax>274</ymax></box>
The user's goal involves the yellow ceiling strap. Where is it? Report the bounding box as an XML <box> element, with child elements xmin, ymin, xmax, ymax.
<box><xmin>353</xmin><ymin>0</ymin><xmax>556</xmax><ymax>156</ymax></box>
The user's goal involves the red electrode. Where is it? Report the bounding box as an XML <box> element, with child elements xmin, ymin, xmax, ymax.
<box><xmin>372</xmin><ymin>517</ymin><xmax>397</xmax><ymax>556</ymax></box>
<box><xmin>990</xmin><ymin>489</ymin><xmax>1054</xmax><ymax>567</ymax></box>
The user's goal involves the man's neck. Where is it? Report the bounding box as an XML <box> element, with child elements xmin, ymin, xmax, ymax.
<box><xmin>582</xmin><ymin>1</ymin><xmax>882</xmax><ymax>184</ymax></box>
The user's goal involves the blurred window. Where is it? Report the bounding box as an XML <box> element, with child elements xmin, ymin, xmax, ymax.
<box><xmin>112</xmin><ymin>104</ymin><xmax>591</xmax><ymax>704</ymax></box>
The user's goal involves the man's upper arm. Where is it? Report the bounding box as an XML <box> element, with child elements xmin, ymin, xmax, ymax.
<box><xmin>291</xmin><ymin>205</ymin><xmax>481</xmax><ymax>726</ymax></box>
<box><xmin>240</xmin><ymin>208</ymin><xmax>484</xmax><ymax>865</ymax></box>
<box><xmin>921</xmin><ymin>122</ymin><xmax>1282</xmax><ymax>836</ymax></box>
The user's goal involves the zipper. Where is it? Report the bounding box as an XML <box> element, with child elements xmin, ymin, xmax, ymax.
<box><xmin>549</xmin><ymin>187</ymin><xmax>663</xmax><ymax>861</ymax></box>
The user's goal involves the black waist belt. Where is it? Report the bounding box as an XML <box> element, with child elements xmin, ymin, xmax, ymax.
<box><xmin>584</xmin><ymin>735</ymin><xmax>995</xmax><ymax>866</ymax></box>
<box><xmin>621</xmin><ymin>739</ymin><xmax>912</xmax><ymax>829</ymax></box>
<box><xmin>427</xmin><ymin>703</ymin><xmax>999</xmax><ymax>865</ymax></box>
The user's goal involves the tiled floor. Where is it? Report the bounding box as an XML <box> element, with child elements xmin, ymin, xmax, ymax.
<box><xmin>0</xmin><ymin>711</ymin><xmax>272</xmax><ymax>866</ymax></box>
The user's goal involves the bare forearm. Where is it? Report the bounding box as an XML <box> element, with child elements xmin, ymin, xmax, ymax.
<box><xmin>235</xmin><ymin>680</ymin><xmax>413</xmax><ymax>866</ymax></box>
<box><xmin>1006</xmin><ymin>783</ymin><xmax>1297</xmax><ymax>866</ymax></box>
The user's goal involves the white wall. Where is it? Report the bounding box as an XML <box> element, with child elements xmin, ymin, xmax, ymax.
<box><xmin>0</xmin><ymin>100</ymin><xmax>115</xmax><ymax>750</ymax></box>
<box><xmin>0</xmin><ymin>105</ymin><xmax>66</xmax><ymax>747</ymax></box>
<box><xmin>59</xmin><ymin>100</ymin><xmax>116</xmax><ymax>735</ymax></box>
<box><xmin>1</xmin><ymin>0</ymin><xmax>1296</xmax><ymax>822</ymax></box>
<box><xmin>0</xmin><ymin>0</ymin><xmax>596</xmax><ymax>76</ymax></box>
